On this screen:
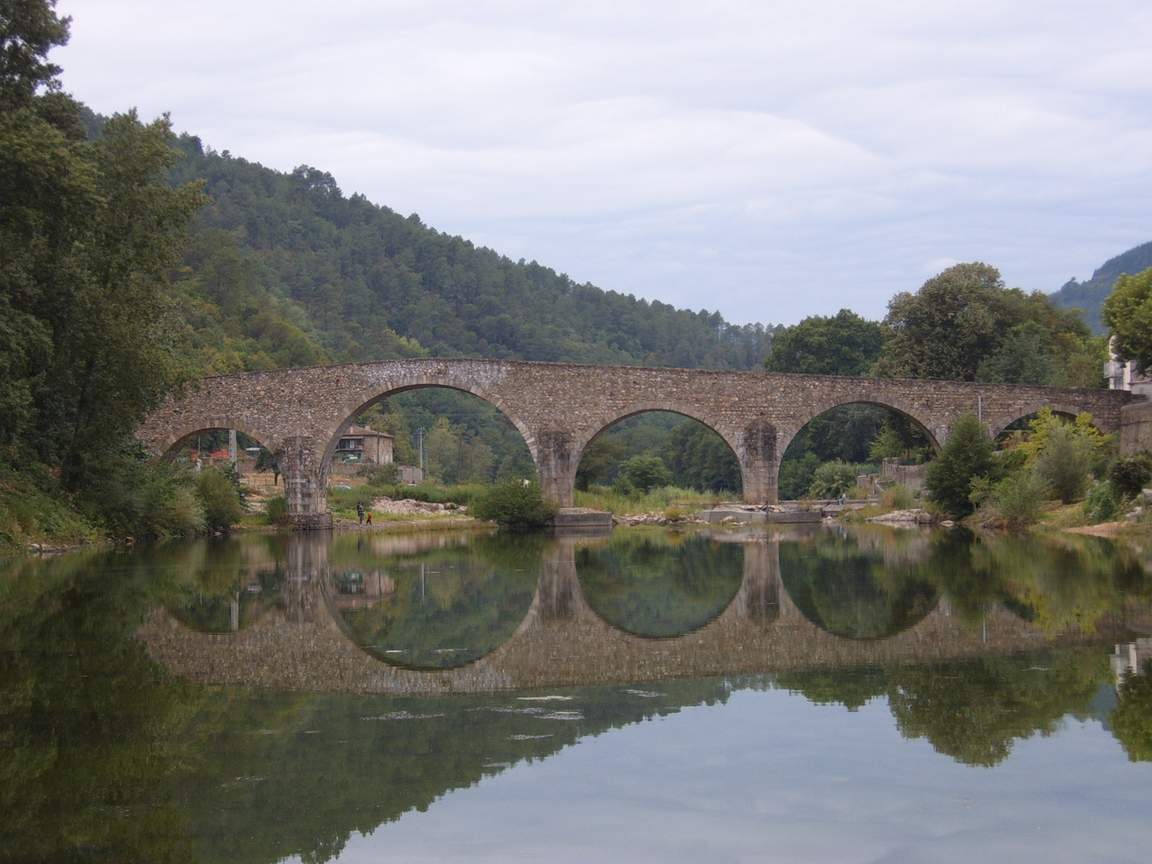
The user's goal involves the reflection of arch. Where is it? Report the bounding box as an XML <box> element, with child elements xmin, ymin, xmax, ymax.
<box><xmin>159</xmin><ymin>420</ymin><xmax>280</xmax><ymax>461</ymax></box>
<box><xmin>576</xmin><ymin>535</ymin><xmax>745</xmax><ymax>639</ymax></box>
<box><xmin>776</xmin><ymin>398</ymin><xmax>942</xmax><ymax>463</ymax></box>
<box><xmin>572</xmin><ymin>403</ymin><xmax>745</xmax><ymax>493</ymax></box>
<box><xmin>988</xmin><ymin>402</ymin><xmax>1095</xmax><ymax>440</ymax></box>
<box><xmin>319</xmin><ymin>380</ymin><xmax>539</xmax><ymax>477</ymax></box>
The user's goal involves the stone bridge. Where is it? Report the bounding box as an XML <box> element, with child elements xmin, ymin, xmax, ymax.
<box><xmin>137</xmin><ymin>358</ymin><xmax>1133</xmax><ymax>525</ymax></box>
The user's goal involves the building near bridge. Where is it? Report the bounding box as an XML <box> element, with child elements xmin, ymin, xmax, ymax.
<box><xmin>335</xmin><ymin>426</ymin><xmax>394</xmax><ymax>465</ymax></box>
<box><xmin>1105</xmin><ymin>337</ymin><xmax>1152</xmax><ymax>397</ymax></box>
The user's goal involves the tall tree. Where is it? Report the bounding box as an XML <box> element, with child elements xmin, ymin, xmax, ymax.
<box><xmin>875</xmin><ymin>262</ymin><xmax>1100</xmax><ymax>385</ymax></box>
<box><xmin>1</xmin><ymin>2</ymin><xmax>204</xmax><ymax>487</ymax></box>
<box><xmin>1103</xmin><ymin>267</ymin><xmax>1152</xmax><ymax>373</ymax></box>
<box><xmin>764</xmin><ymin>309</ymin><xmax>883</xmax><ymax>376</ymax></box>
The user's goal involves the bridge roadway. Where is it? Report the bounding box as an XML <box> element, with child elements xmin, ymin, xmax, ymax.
<box><xmin>137</xmin><ymin>358</ymin><xmax>1132</xmax><ymax>526</ymax></box>
<box><xmin>137</xmin><ymin>531</ymin><xmax>1130</xmax><ymax>695</ymax></box>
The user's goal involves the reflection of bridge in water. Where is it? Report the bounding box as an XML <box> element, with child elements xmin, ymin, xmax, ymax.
<box><xmin>139</xmin><ymin>530</ymin><xmax>1131</xmax><ymax>694</ymax></box>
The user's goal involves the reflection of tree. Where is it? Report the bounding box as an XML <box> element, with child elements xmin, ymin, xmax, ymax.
<box><xmin>330</xmin><ymin>534</ymin><xmax>541</xmax><ymax>668</ymax></box>
<box><xmin>1112</xmin><ymin>661</ymin><xmax>1152</xmax><ymax>762</ymax></box>
<box><xmin>775</xmin><ymin>668</ymin><xmax>888</xmax><ymax>711</ymax></box>
<box><xmin>888</xmin><ymin>651</ymin><xmax>1108</xmax><ymax>766</ymax></box>
<box><xmin>163</xmin><ymin>535</ymin><xmax>289</xmax><ymax>632</ymax></box>
<box><xmin>780</xmin><ymin>533</ymin><xmax>938</xmax><ymax>639</ymax></box>
<box><xmin>928</xmin><ymin>531</ymin><xmax>1152</xmax><ymax>633</ymax></box>
<box><xmin>776</xmin><ymin>649</ymin><xmax>1111</xmax><ymax>767</ymax></box>
<box><xmin>577</xmin><ymin>531</ymin><xmax>743</xmax><ymax>637</ymax></box>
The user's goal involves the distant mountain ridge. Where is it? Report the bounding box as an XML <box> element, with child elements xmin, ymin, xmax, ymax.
<box><xmin>1050</xmin><ymin>241</ymin><xmax>1152</xmax><ymax>334</ymax></box>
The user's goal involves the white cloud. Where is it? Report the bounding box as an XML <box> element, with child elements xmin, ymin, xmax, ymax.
<box><xmin>57</xmin><ymin>0</ymin><xmax>1152</xmax><ymax>324</ymax></box>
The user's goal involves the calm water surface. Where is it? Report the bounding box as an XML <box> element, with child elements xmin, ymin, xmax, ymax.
<box><xmin>2</xmin><ymin>525</ymin><xmax>1151</xmax><ymax>863</ymax></box>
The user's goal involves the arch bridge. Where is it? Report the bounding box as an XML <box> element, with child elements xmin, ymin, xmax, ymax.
<box><xmin>137</xmin><ymin>358</ymin><xmax>1133</xmax><ymax>526</ymax></box>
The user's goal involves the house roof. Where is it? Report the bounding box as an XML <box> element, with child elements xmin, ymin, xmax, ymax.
<box><xmin>343</xmin><ymin>425</ymin><xmax>394</xmax><ymax>439</ymax></box>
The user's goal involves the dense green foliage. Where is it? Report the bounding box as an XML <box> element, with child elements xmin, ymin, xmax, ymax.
<box><xmin>577</xmin><ymin>532</ymin><xmax>743</xmax><ymax>637</ymax></box>
<box><xmin>1034</xmin><ymin>423</ymin><xmax>1094</xmax><ymax>504</ymax></box>
<box><xmin>574</xmin><ymin>412</ymin><xmax>740</xmax><ymax>494</ymax></box>
<box><xmin>470</xmin><ymin>481</ymin><xmax>555</xmax><ymax>530</ymax></box>
<box><xmin>1113</xmin><ymin>661</ymin><xmax>1152</xmax><ymax>762</ymax></box>
<box><xmin>1103</xmin><ymin>266</ymin><xmax>1152</xmax><ymax>373</ymax></box>
<box><xmin>876</xmin><ymin>263</ymin><xmax>1103</xmax><ymax>386</ymax></box>
<box><xmin>1053</xmin><ymin>241</ymin><xmax>1152</xmax><ymax>334</ymax></box>
<box><xmin>925</xmin><ymin>414</ymin><xmax>995</xmax><ymax>516</ymax></box>
<box><xmin>807</xmin><ymin>461</ymin><xmax>860</xmax><ymax>499</ymax></box>
<box><xmin>984</xmin><ymin>469</ymin><xmax>1047</xmax><ymax>531</ymax></box>
<box><xmin>1109</xmin><ymin>453</ymin><xmax>1152</xmax><ymax>500</ymax></box>
<box><xmin>615</xmin><ymin>454</ymin><xmax>674</xmax><ymax>495</ymax></box>
<box><xmin>163</xmin><ymin>137</ymin><xmax>773</xmax><ymax>372</ymax></box>
<box><xmin>764</xmin><ymin>309</ymin><xmax>882</xmax><ymax>376</ymax></box>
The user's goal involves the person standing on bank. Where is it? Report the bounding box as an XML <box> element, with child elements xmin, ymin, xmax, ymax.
<box><xmin>356</xmin><ymin>500</ymin><xmax>365</xmax><ymax>526</ymax></box>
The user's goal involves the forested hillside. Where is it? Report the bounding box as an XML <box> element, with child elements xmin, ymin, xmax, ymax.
<box><xmin>162</xmin><ymin>133</ymin><xmax>775</xmax><ymax>375</ymax></box>
<box><xmin>1051</xmin><ymin>241</ymin><xmax>1152</xmax><ymax>334</ymax></box>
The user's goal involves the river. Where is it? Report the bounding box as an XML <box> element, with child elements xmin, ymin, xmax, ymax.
<box><xmin>2</xmin><ymin>524</ymin><xmax>1151</xmax><ymax>862</ymax></box>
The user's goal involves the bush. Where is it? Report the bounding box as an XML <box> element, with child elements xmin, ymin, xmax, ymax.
<box><xmin>471</xmin><ymin>481</ymin><xmax>555</xmax><ymax>530</ymax></box>
<box><xmin>881</xmin><ymin>484</ymin><xmax>914</xmax><ymax>510</ymax></box>
<box><xmin>926</xmin><ymin>414</ymin><xmax>994</xmax><ymax>517</ymax></box>
<box><xmin>358</xmin><ymin>463</ymin><xmax>400</xmax><ymax>485</ymax></box>
<box><xmin>615</xmin><ymin>455</ymin><xmax>673</xmax><ymax>496</ymax></box>
<box><xmin>1110</xmin><ymin>453</ymin><xmax>1152</xmax><ymax>500</ymax></box>
<box><xmin>807</xmin><ymin>461</ymin><xmax>858</xmax><ymax>499</ymax></box>
<box><xmin>265</xmin><ymin>495</ymin><xmax>288</xmax><ymax>524</ymax></box>
<box><xmin>1034</xmin><ymin>423</ymin><xmax>1092</xmax><ymax>503</ymax></box>
<box><xmin>195</xmin><ymin>467</ymin><xmax>246</xmax><ymax>532</ymax></box>
<box><xmin>986</xmin><ymin>469</ymin><xmax>1046</xmax><ymax>531</ymax></box>
<box><xmin>1084</xmin><ymin>480</ymin><xmax>1123</xmax><ymax>523</ymax></box>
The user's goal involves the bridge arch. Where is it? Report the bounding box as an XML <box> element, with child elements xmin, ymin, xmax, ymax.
<box><xmin>154</xmin><ymin>417</ymin><xmax>282</xmax><ymax>461</ymax></box>
<box><xmin>777</xmin><ymin>398</ymin><xmax>943</xmax><ymax>462</ymax></box>
<box><xmin>987</xmin><ymin>401</ymin><xmax>1100</xmax><ymax>441</ymax></box>
<box><xmin>570</xmin><ymin>402</ymin><xmax>747</xmax><ymax>499</ymax></box>
<box><xmin>318</xmin><ymin>379</ymin><xmax>541</xmax><ymax>480</ymax></box>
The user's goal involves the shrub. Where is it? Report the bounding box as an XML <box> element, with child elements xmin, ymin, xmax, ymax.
<box><xmin>925</xmin><ymin>414</ymin><xmax>994</xmax><ymax>517</ymax></box>
<box><xmin>1109</xmin><ymin>453</ymin><xmax>1152</xmax><ymax>500</ymax></box>
<box><xmin>265</xmin><ymin>495</ymin><xmax>288</xmax><ymax>524</ymax></box>
<box><xmin>615</xmin><ymin>455</ymin><xmax>673</xmax><ymax>496</ymax></box>
<box><xmin>881</xmin><ymin>484</ymin><xmax>914</xmax><ymax>510</ymax></box>
<box><xmin>1084</xmin><ymin>480</ymin><xmax>1123</xmax><ymax>523</ymax></box>
<box><xmin>359</xmin><ymin>463</ymin><xmax>400</xmax><ymax>485</ymax></box>
<box><xmin>471</xmin><ymin>481</ymin><xmax>555</xmax><ymax>530</ymax></box>
<box><xmin>1034</xmin><ymin>423</ymin><xmax>1092</xmax><ymax>503</ymax></box>
<box><xmin>195</xmin><ymin>467</ymin><xmax>246</xmax><ymax>532</ymax></box>
<box><xmin>986</xmin><ymin>469</ymin><xmax>1046</xmax><ymax>531</ymax></box>
<box><xmin>807</xmin><ymin>461</ymin><xmax>858</xmax><ymax>499</ymax></box>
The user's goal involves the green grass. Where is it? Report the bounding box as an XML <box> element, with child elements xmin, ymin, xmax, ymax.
<box><xmin>574</xmin><ymin>485</ymin><xmax>730</xmax><ymax>516</ymax></box>
<box><xmin>0</xmin><ymin>462</ymin><xmax>99</xmax><ymax>551</ymax></box>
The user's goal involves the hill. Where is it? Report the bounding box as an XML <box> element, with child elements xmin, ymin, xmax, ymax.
<box><xmin>163</xmin><ymin>133</ymin><xmax>775</xmax><ymax>374</ymax></box>
<box><xmin>1050</xmin><ymin>241</ymin><xmax>1152</xmax><ymax>334</ymax></box>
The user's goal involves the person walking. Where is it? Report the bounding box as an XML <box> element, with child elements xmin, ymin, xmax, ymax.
<box><xmin>356</xmin><ymin>500</ymin><xmax>365</xmax><ymax>526</ymax></box>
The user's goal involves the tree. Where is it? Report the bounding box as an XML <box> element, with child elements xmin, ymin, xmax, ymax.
<box><xmin>1034</xmin><ymin>423</ymin><xmax>1093</xmax><ymax>503</ymax></box>
<box><xmin>615</xmin><ymin>455</ymin><xmax>672</xmax><ymax>495</ymax></box>
<box><xmin>764</xmin><ymin>309</ymin><xmax>883</xmax><ymax>376</ymax></box>
<box><xmin>1104</xmin><ymin>267</ymin><xmax>1152</xmax><ymax>373</ymax></box>
<box><xmin>876</xmin><ymin>262</ymin><xmax>1099</xmax><ymax>384</ymax></box>
<box><xmin>807</xmin><ymin>461</ymin><xmax>858</xmax><ymax>499</ymax></box>
<box><xmin>0</xmin><ymin>0</ymin><xmax>70</xmax><ymax>110</ymax></box>
<box><xmin>925</xmin><ymin>414</ymin><xmax>994</xmax><ymax>516</ymax></box>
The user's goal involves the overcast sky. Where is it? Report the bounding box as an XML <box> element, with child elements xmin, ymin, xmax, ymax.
<box><xmin>57</xmin><ymin>1</ymin><xmax>1152</xmax><ymax>325</ymax></box>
